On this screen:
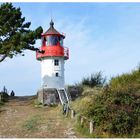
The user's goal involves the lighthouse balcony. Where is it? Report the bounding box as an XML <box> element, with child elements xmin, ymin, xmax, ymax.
<box><xmin>36</xmin><ymin>46</ymin><xmax>69</xmax><ymax>60</ymax></box>
<box><xmin>64</xmin><ymin>47</ymin><xmax>69</xmax><ymax>60</ymax></box>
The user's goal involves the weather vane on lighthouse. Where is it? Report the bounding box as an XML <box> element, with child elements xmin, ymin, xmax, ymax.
<box><xmin>36</xmin><ymin>20</ymin><xmax>69</xmax><ymax>106</ymax></box>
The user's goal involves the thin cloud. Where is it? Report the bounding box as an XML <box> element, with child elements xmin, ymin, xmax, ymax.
<box><xmin>0</xmin><ymin>3</ymin><xmax>140</xmax><ymax>95</ymax></box>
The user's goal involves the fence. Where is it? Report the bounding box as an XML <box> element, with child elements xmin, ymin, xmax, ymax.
<box><xmin>70</xmin><ymin>109</ymin><xmax>94</xmax><ymax>134</ymax></box>
<box><xmin>0</xmin><ymin>94</ymin><xmax>1</xmax><ymax>102</ymax></box>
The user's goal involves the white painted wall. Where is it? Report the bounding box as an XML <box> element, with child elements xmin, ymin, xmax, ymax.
<box><xmin>41</xmin><ymin>57</ymin><xmax>65</xmax><ymax>88</ymax></box>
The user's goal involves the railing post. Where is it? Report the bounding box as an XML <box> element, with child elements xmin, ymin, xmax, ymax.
<box><xmin>89</xmin><ymin>120</ymin><xmax>93</xmax><ymax>134</ymax></box>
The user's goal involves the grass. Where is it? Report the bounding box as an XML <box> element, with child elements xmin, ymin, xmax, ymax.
<box><xmin>33</xmin><ymin>99</ymin><xmax>43</xmax><ymax>108</ymax></box>
<box><xmin>22</xmin><ymin>115</ymin><xmax>41</xmax><ymax>132</ymax></box>
<box><xmin>0</xmin><ymin>101</ymin><xmax>5</xmax><ymax>113</ymax></box>
<box><xmin>75</xmin><ymin>122</ymin><xmax>92</xmax><ymax>138</ymax></box>
<box><xmin>0</xmin><ymin>101</ymin><xmax>4</xmax><ymax>106</ymax></box>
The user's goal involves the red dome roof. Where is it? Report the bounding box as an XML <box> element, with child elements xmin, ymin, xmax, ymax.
<box><xmin>44</xmin><ymin>20</ymin><xmax>60</xmax><ymax>35</ymax></box>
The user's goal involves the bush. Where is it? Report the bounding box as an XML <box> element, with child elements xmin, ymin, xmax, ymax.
<box><xmin>73</xmin><ymin>68</ymin><xmax>140</xmax><ymax>137</ymax></box>
<box><xmin>34</xmin><ymin>99</ymin><xmax>43</xmax><ymax>107</ymax></box>
<box><xmin>10</xmin><ymin>90</ymin><xmax>15</xmax><ymax>96</ymax></box>
<box><xmin>0</xmin><ymin>92</ymin><xmax>9</xmax><ymax>102</ymax></box>
<box><xmin>107</xmin><ymin>110</ymin><xmax>135</xmax><ymax>134</ymax></box>
<box><xmin>66</xmin><ymin>85</ymin><xmax>83</xmax><ymax>100</ymax></box>
<box><xmin>74</xmin><ymin>91</ymin><xmax>139</xmax><ymax>136</ymax></box>
<box><xmin>0</xmin><ymin>101</ymin><xmax>4</xmax><ymax>106</ymax></box>
<box><xmin>81</xmin><ymin>72</ymin><xmax>106</xmax><ymax>88</ymax></box>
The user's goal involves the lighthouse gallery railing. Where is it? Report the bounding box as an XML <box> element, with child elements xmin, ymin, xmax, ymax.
<box><xmin>36</xmin><ymin>47</ymin><xmax>69</xmax><ymax>60</ymax></box>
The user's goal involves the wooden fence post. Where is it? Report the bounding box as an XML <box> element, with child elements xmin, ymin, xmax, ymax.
<box><xmin>0</xmin><ymin>94</ymin><xmax>1</xmax><ymax>102</ymax></box>
<box><xmin>80</xmin><ymin>116</ymin><xmax>84</xmax><ymax>125</ymax></box>
<box><xmin>89</xmin><ymin>120</ymin><xmax>93</xmax><ymax>134</ymax></box>
<box><xmin>71</xmin><ymin>109</ymin><xmax>75</xmax><ymax>119</ymax></box>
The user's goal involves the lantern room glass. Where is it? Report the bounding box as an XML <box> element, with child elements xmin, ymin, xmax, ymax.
<box><xmin>46</xmin><ymin>36</ymin><xmax>59</xmax><ymax>46</ymax></box>
<box><xmin>60</xmin><ymin>37</ymin><xmax>63</xmax><ymax>46</ymax></box>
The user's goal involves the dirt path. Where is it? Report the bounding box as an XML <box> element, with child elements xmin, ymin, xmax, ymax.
<box><xmin>0</xmin><ymin>96</ymin><xmax>77</xmax><ymax>138</ymax></box>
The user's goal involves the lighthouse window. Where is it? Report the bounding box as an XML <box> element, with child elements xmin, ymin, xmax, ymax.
<box><xmin>56</xmin><ymin>72</ymin><xmax>59</xmax><ymax>77</ymax></box>
<box><xmin>54</xmin><ymin>59</ymin><xmax>59</xmax><ymax>66</ymax></box>
<box><xmin>46</xmin><ymin>36</ymin><xmax>59</xmax><ymax>46</ymax></box>
<box><xmin>42</xmin><ymin>37</ymin><xmax>46</xmax><ymax>46</ymax></box>
<box><xmin>60</xmin><ymin>37</ymin><xmax>63</xmax><ymax>46</ymax></box>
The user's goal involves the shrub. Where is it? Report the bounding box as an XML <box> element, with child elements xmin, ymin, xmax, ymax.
<box><xmin>81</xmin><ymin>72</ymin><xmax>106</xmax><ymax>88</ymax></box>
<box><xmin>0</xmin><ymin>92</ymin><xmax>9</xmax><ymax>102</ymax></box>
<box><xmin>107</xmin><ymin>109</ymin><xmax>135</xmax><ymax>134</ymax></box>
<box><xmin>66</xmin><ymin>85</ymin><xmax>83</xmax><ymax>100</ymax></box>
<box><xmin>10</xmin><ymin>90</ymin><xmax>15</xmax><ymax>96</ymax></box>
<box><xmin>0</xmin><ymin>101</ymin><xmax>4</xmax><ymax>106</ymax></box>
<box><xmin>73</xmin><ymin>68</ymin><xmax>140</xmax><ymax>137</ymax></box>
<box><xmin>34</xmin><ymin>99</ymin><xmax>43</xmax><ymax>107</ymax></box>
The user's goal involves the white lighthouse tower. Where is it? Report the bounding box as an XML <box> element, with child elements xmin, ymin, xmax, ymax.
<box><xmin>36</xmin><ymin>20</ymin><xmax>69</xmax><ymax>105</ymax></box>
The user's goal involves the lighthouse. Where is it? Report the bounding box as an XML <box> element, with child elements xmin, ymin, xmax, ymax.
<box><xmin>36</xmin><ymin>20</ymin><xmax>69</xmax><ymax>105</ymax></box>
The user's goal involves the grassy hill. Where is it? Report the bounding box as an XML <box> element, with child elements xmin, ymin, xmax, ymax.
<box><xmin>71</xmin><ymin>68</ymin><xmax>140</xmax><ymax>138</ymax></box>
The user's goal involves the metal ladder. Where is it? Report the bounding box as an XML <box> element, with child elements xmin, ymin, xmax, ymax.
<box><xmin>57</xmin><ymin>88</ymin><xmax>69</xmax><ymax>105</ymax></box>
<box><xmin>57</xmin><ymin>88</ymin><xmax>71</xmax><ymax>116</ymax></box>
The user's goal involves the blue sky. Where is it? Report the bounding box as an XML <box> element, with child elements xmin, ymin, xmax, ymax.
<box><xmin>0</xmin><ymin>3</ymin><xmax>140</xmax><ymax>96</ymax></box>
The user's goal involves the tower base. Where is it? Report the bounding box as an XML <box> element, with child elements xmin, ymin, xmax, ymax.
<box><xmin>37</xmin><ymin>88</ymin><xmax>60</xmax><ymax>106</ymax></box>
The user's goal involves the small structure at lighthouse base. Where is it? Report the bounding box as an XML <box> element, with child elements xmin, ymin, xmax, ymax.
<box><xmin>37</xmin><ymin>88</ymin><xmax>59</xmax><ymax>105</ymax></box>
<box><xmin>36</xmin><ymin>20</ymin><xmax>70</xmax><ymax>106</ymax></box>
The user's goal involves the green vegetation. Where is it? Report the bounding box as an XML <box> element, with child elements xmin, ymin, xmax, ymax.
<box><xmin>10</xmin><ymin>90</ymin><xmax>15</xmax><ymax>96</ymax></box>
<box><xmin>22</xmin><ymin>115</ymin><xmax>41</xmax><ymax>131</ymax></box>
<box><xmin>0</xmin><ymin>3</ymin><xmax>43</xmax><ymax>62</ymax></box>
<box><xmin>0</xmin><ymin>100</ymin><xmax>4</xmax><ymax>106</ymax></box>
<box><xmin>0</xmin><ymin>86</ymin><xmax>14</xmax><ymax>106</ymax></box>
<box><xmin>72</xmin><ymin>67</ymin><xmax>140</xmax><ymax>138</ymax></box>
<box><xmin>33</xmin><ymin>99</ymin><xmax>43</xmax><ymax>108</ymax></box>
<box><xmin>81</xmin><ymin>72</ymin><xmax>106</xmax><ymax>88</ymax></box>
<box><xmin>0</xmin><ymin>91</ymin><xmax>9</xmax><ymax>103</ymax></box>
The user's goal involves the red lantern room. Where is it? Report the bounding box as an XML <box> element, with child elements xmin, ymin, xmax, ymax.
<box><xmin>36</xmin><ymin>20</ymin><xmax>69</xmax><ymax>60</ymax></box>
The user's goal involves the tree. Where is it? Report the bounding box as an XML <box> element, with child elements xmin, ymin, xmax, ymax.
<box><xmin>10</xmin><ymin>90</ymin><xmax>15</xmax><ymax>96</ymax></box>
<box><xmin>3</xmin><ymin>86</ymin><xmax>7</xmax><ymax>93</ymax></box>
<box><xmin>0</xmin><ymin>86</ymin><xmax>9</xmax><ymax>102</ymax></box>
<box><xmin>81</xmin><ymin>72</ymin><xmax>106</xmax><ymax>87</ymax></box>
<box><xmin>0</xmin><ymin>3</ymin><xmax>43</xmax><ymax>62</ymax></box>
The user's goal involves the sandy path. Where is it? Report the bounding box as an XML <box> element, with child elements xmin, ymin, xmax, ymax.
<box><xmin>0</xmin><ymin>96</ymin><xmax>77</xmax><ymax>138</ymax></box>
